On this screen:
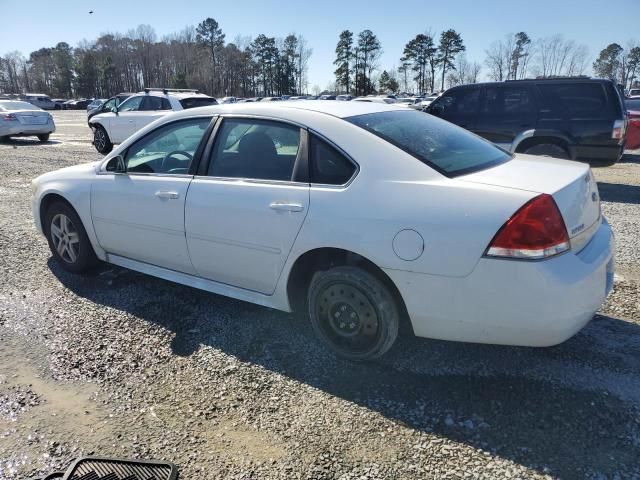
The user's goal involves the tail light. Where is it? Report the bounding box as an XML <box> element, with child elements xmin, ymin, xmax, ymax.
<box><xmin>1</xmin><ymin>113</ymin><xmax>18</xmax><ymax>121</ymax></box>
<box><xmin>486</xmin><ymin>194</ymin><xmax>570</xmax><ymax>260</ymax></box>
<box><xmin>612</xmin><ymin>119</ymin><xmax>626</xmax><ymax>141</ymax></box>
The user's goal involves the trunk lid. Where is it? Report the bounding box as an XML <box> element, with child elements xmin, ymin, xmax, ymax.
<box><xmin>458</xmin><ymin>154</ymin><xmax>601</xmax><ymax>249</ymax></box>
<box><xmin>15</xmin><ymin>110</ymin><xmax>49</xmax><ymax>125</ymax></box>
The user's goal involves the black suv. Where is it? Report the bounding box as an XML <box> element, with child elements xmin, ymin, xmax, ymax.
<box><xmin>426</xmin><ymin>78</ymin><xmax>626</xmax><ymax>164</ymax></box>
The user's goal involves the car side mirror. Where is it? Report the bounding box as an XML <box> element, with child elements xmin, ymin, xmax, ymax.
<box><xmin>105</xmin><ymin>155</ymin><xmax>126</xmax><ymax>173</ymax></box>
<box><xmin>111</xmin><ymin>106</ymin><xmax>118</xmax><ymax>114</ymax></box>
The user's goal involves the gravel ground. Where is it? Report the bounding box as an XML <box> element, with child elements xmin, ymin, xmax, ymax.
<box><xmin>1</xmin><ymin>111</ymin><xmax>639</xmax><ymax>480</ymax></box>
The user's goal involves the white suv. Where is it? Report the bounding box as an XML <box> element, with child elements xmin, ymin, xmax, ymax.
<box><xmin>89</xmin><ymin>88</ymin><xmax>217</xmax><ymax>153</ymax></box>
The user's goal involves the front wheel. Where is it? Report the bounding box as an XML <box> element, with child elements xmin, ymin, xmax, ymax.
<box><xmin>308</xmin><ymin>266</ymin><xmax>400</xmax><ymax>361</ymax></box>
<box><xmin>93</xmin><ymin>125</ymin><xmax>113</xmax><ymax>154</ymax></box>
<box><xmin>44</xmin><ymin>201</ymin><xmax>98</xmax><ymax>273</ymax></box>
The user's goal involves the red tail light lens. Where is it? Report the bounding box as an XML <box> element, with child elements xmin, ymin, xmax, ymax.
<box><xmin>1</xmin><ymin>113</ymin><xmax>18</xmax><ymax>121</ymax></box>
<box><xmin>486</xmin><ymin>194</ymin><xmax>570</xmax><ymax>260</ymax></box>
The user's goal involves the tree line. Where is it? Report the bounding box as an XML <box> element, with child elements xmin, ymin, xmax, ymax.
<box><xmin>334</xmin><ymin>29</ymin><xmax>640</xmax><ymax>95</ymax></box>
<box><xmin>0</xmin><ymin>19</ymin><xmax>312</xmax><ymax>99</ymax></box>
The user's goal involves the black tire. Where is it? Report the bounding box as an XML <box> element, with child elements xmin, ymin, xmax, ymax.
<box><xmin>37</xmin><ymin>134</ymin><xmax>50</xmax><ymax>142</ymax></box>
<box><xmin>522</xmin><ymin>143</ymin><xmax>570</xmax><ymax>160</ymax></box>
<box><xmin>93</xmin><ymin>125</ymin><xmax>113</xmax><ymax>154</ymax></box>
<box><xmin>44</xmin><ymin>201</ymin><xmax>98</xmax><ymax>274</ymax></box>
<box><xmin>308</xmin><ymin>266</ymin><xmax>400</xmax><ymax>361</ymax></box>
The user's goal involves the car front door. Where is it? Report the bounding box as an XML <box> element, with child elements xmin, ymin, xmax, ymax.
<box><xmin>91</xmin><ymin>116</ymin><xmax>213</xmax><ymax>274</ymax></box>
<box><xmin>109</xmin><ymin>96</ymin><xmax>144</xmax><ymax>143</ymax></box>
<box><xmin>185</xmin><ymin>117</ymin><xmax>309</xmax><ymax>294</ymax></box>
<box><xmin>428</xmin><ymin>87</ymin><xmax>480</xmax><ymax>131</ymax></box>
<box><xmin>475</xmin><ymin>85</ymin><xmax>537</xmax><ymax>149</ymax></box>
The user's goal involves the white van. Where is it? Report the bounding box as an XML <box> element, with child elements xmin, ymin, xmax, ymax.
<box><xmin>23</xmin><ymin>94</ymin><xmax>56</xmax><ymax>110</ymax></box>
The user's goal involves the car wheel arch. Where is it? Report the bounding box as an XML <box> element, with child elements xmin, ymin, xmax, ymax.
<box><xmin>285</xmin><ymin>247</ymin><xmax>413</xmax><ymax>334</ymax></box>
<box><xmin>514</xmin><ymin>132</ymin><xmax>574</xmax><ymax>158</ymax></box>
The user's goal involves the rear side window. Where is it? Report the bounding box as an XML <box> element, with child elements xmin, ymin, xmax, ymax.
<box><xmin>537</xmin><ymin>83</ymin><xmax>612</xmax><ymax>119</ymax></box>
<box><xmin>141</xmin><ymin>96</ymin><xmax>171</xmax><ymax>111</ymax></box>
<box><xmin>482</xmin><ymin>86</ymin><xmax>535</xmax><ymax>115</ymax></box>
<box><xmin>180</xmin><ymin>97</ymin><xmax>218</xmax><ymax>109</ymax></box>
<box><xmin>208</xmin><ymin>118</ymin><xmax>301</xmax><ymax>181</ymax></box>
<box><xmin>347</xmin><ymin>110</ymin><xmax>511</xmax><ymax>177</ymax></box>
<box><xmin>309</xmin><ymin>135</ymin><xmax>356</xmax><ymax>185</ymax></box>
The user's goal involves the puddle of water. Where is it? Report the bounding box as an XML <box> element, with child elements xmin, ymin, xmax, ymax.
<box><xmin>0</xmin><ymin>331</ymin><xmax>113</xmax><ymax>478</ymax></box>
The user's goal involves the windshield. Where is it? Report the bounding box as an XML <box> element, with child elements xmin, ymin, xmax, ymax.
<box><xmin>346</xmin><ymin>110</ymin><xmax>511</xmax><ymax>176</ymax></box>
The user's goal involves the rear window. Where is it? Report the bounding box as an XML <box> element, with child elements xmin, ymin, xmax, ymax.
<box><xmin>626</xmin><ymin>99</ymin><xmax>640</xmax><ymax>111</ymax></box>
<box><xmin>180</xmin><ymin>97</ymin><xmax>218</xmax><ymax>109</ymax></box>
<box><xmin>346</xmin><ymin>110</ymin><xmax>511</xmax><ymax>177</ymax></box>
<box><xmin>0</xmin><ymin>101</ymin><xmax>37</xmax><ymax>110</ymax></box>
<box><xmin>536</xmin><ymin>83</ymin><xmax>615</xmax><ymax>119</ymax></box>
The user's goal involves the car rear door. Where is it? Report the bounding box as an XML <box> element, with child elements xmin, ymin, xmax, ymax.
<box><xmin>136</xmin><ymin>96</ymin><xmax>172</xmax><ymax>131</ymax></box>
<box><xmin>185</xmin><ymin>116</ymin><xmax>309</xmax><ymax>294</ymax></box>
<box><xmin>474</xmin><ymin>84</ymin><xmax>537</xmax><ymax>149</ymax></box>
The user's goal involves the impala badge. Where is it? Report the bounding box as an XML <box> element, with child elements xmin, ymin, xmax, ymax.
<box><xmin>571</xmin><ymin>224</ymin><xmax>585</xmax><ymax>235</ymax></box>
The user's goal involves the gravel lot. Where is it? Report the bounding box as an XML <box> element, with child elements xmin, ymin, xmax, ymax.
<box><xmin>1</xmin><ymin>110</ymin><xmax>639</xmax><ymax>480</ymax></box>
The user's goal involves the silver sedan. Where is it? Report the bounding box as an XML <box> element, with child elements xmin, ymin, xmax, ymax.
<box><xmin>0</xmin><ymin>100</ymin><xmax>56</xmax><ymax>142</ymax></box>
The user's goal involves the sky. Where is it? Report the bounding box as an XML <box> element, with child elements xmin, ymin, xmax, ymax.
<box><xmin>1</xmin><ymin>0</ymin><xmax>638</xmax><ymax>90</ymax></box>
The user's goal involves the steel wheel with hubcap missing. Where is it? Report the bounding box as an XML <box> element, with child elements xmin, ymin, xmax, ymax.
<box><xmin>308</xmin><ymin>266</ymin><xmax>400</xmax><ymax>360</ymax></box>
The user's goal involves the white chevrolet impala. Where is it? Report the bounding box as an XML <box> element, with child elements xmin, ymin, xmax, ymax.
<box><xmin>32</xmin><ymin>101</ymin><xmax>615</xmax><ymax>360</ymax></box>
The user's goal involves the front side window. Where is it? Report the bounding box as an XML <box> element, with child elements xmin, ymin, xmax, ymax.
<box><xmin>102</xmin><ymin>98</ymin><xmax>116</xmax><ymax>111</ymax></box>
<box><xmin>208</xmin><ymin>118</ymin><xmax>301</xmax><ymax>181</ymax></box>
<box><xmin>124</xmin><ymin>117</ymin><xmax>211</xmax><ymax>174</ymax></box>
<box><xmin>347</xmin><ymin>110</ymin><xmax>511</xmax><ymax>177</ymax></box>
<box><xmin>309</xmin><ymin>134</ymin><xmax>356</xmax><ymax>185</ymax></box>
<box><xmin>434</xmin><ymin>88</ymin><xmax>480</xmax><ymax>115</ymax></box>
<box><xmin>118</xmin><ymin>96</ymin><xmax>144</xmax><ymax>112</ymax></box>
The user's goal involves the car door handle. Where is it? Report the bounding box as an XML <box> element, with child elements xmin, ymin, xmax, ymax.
<box><xmin>155</xmin><ymin>190</ymin><xmax>179</xmax><ymax>199</ymax></box>
<box><xmin>269</xmin><ymin>201</ymin><xmax>304</xmax><ymax>212</ymax></box>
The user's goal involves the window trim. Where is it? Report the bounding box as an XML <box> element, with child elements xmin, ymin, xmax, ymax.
<box><xmin>98</xmin><ymin>115</ymin><xmax>216</xmax><ymax>177</ymax></box>
<box><xmin>196</xmin><ymin>114</ymin><xmax>310</xmax><ymax>186</ymax></box>
<box><xmin>307</xmin><ymin>129</ymin><xmax>360</xmax><ymax>188</ymax></box>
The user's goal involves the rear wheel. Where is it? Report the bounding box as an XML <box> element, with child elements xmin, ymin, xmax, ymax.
<box><xmin>44</xmin><ymin>201</ymin><xmax>98</xmax><ymax>273</ymax></box>
<box><xmin>37</xmin><ymin>134</ymin><xmax>50</xmax><ymax>142</ymax></box>
<box><xmin>308</xmin><ymin>266</ymin><xmax>399</xmax><ymax>361</ymax></box>
<box><xmin>523</xmin><ymin>143</ymin><xmax>570</xmax><ymax>160</ymax></box>
<box><xmin>93</xmin><ymin>125</ymin><xmax>113</xmax><ymax>154</ymax></box>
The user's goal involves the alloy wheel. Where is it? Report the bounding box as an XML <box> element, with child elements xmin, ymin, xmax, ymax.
<box><xmin>50</xmin><ymin>213</ymin><xmax>80</xmax><ymax>264</ymax></box>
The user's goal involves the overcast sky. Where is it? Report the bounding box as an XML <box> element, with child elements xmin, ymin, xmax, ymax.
<box><xmin>1</xmin><ymin>0</ymin><xmax>638</xmax><ymax>89</ymax></box>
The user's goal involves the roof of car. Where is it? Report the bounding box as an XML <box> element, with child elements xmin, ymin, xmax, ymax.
<box><xmin>178</xmin><ymin>99</ymin><xmax>407</xmax><ymax>119</ymax></box>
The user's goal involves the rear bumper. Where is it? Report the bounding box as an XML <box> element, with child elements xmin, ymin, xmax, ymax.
<box><xmin>385</xmin><ymin>219</ymin><xmax>614</xmax><ymax>347</ymax></box>
<box><xmin>0</xmin><ymin>119</ymin><xmax>55</xmax><ymax>136</ymax></box>
<box><xmin>574</xmin><ymin>144</ymin><xmax>624</xmax><ymax>163</ymax></box>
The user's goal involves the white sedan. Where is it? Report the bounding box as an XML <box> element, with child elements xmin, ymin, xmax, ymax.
<box><xmin>0</xmin><ymin>100</ymin><xmax>55</xmax><ymax>142</ymax></box>
<box><xmin>32</xmin><ymin>101</ymin><xmax>614</xmax><ymax>360</ymax></box>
